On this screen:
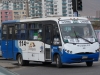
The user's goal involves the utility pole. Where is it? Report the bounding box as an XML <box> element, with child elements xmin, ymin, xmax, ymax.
<box><xmin>42</xmin><ymin>0</ymin><xmax>45</xmax><ymax>18</ymax></box>
<box><xmin>26</xmin><ymin>0</ymin><xmax>29</xmax><ymax>17</ymax></box>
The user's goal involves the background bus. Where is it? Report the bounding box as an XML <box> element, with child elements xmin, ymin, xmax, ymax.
<box><xmin>1</xmin><ymin>17</ymin><xmax>99</xmax><ymax>68</ymax></box>
<box><xmin>0</xmin><ymin>27</ymin><xmax>1</xmax><ymax>56</ymax></box>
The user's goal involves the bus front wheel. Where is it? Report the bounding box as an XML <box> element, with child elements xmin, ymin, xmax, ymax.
<box><xmin>86</xmin><ymin>62</ymin><xmax>93</xmax><ymax>67</ymax></box>
<box><xmin>17</xmin><ymin>54</ymin><xmax>29</xmax><ymax>66</ymax></box>
<box><xmin>56</xmin><ymin>54</ymin><xmax>62</xmax><ymax>68</ymax></box>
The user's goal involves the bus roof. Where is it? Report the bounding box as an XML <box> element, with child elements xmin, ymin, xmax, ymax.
<box><xmin>2</xmin><ymin>17</ymin><xmax>88</xmax><ymax>24</ymax></box>
<box><xmin>20</xmin><ymin>17</ymin><xmax>88</xmax><ymax>22</ymax></box>
<box><xmin>2</xmin><ymin>20</ymin><xmax>20</xmax><ymax>24</ymax></box>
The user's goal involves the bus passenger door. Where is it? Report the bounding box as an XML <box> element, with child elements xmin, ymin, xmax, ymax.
<box><xmin>7</xmin><ymin>26</ymin><xmax>15</xmax><ymax>58</ymax></box>
<box><xmin>1</xmin><ymin>26</ymin><xmax>8</xmax><ymax>58</ymax></box>
<box><xmin>43</xmin><ymin>25</ymin><xmax>53</xmax><ymax>61</ymax></box>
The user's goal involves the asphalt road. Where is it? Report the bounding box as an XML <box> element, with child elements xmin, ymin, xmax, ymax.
<box><xmin>0</xmin><ymin>57</ymin><xmax>100</xmax><ymax>75</ymax></box>
<box><xmin>12</xmin><ymin>62</ymin><xmax>100</xmax><ymax>75</ymax></box>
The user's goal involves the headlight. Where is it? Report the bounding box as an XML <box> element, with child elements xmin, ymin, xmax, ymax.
<box><xmin>95</xmin><ymin>49</ymin><xmax>99</xmax><ymax>52</ymax></box>
<box><xmin>64</xmin><ymin>49</ymin><xmax>72</xmax><ymax>54</ymax></box>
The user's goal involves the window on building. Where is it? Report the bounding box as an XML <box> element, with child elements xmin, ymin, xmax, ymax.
<box><xmin>55</xmin><ymin>9</ymin><xmax>57</xmax><ymax>11</ymax></box>
<box><xmin>5</xmin><ymin>16</ymin><xmax>8</xmax><ymax>18</ymax></box>
<box><xmin>14</xmin><ymin>12</ymin><xmax>19</xmax><ymax>15</ymax></box>
<box><xmin>54</xmin><ymin>1</ymin><xmax>57</xmax><ymax>4</ymax></box>
<box><xmin>69</xmin><ymin>15</ymin><xmax>72</xmax><ymax>17</ymax></box>
<box><xmin>69</xmin><ymin>11</ymin><xmax>72</xmax><ymax>14</ymax></box>
<box><xmin>68</xmin><ymin>0</ymin><xmax>72</xmax><ymax>3</ymax></box>
<box><xmin>68</xmin><ymin>8</ymin><xmax>72</xmax><ymax>10</ymax></box>
<box><xmin>54</xmin><ymin>5</ymin><xmax>57</xmax><ymax>8</ymax></box>
<box><xmin>62</xmin><ymin>0</ymin><xmax>66</xmax><ymax>1</ymax></box>
<box><xmin>55</xmin><ymin>12</ymin><xmax>57</xmax><ymax>14</ymax></box>
<box><xmin>22</xmin><ymin>12</ymin><xmax>24</xmax><ymax>14</ymax></box>
<box><xmin>5</xmin><ymin>12</ymin><xmax>8</xmax><ymax>15</ymax></box>
<box><xmin>68</xmin><ymin>4</ymin><xmax>71</xmax><ymax>7</ymax></box>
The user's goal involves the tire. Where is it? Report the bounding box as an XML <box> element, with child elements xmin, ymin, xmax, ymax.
<box><xmin>56</xmin><ymin>54</ymin><xmax>62</xmax><ymax>68</ymax></box>
<box><xmin>17</xmin><ymin>54</ymin><xmax>29</xmax><ymax>66</ymax></box>
<box><xmin>86</xmin><ymin>62</ymin><xmax>93</xmax><ymax>67</ymax></box>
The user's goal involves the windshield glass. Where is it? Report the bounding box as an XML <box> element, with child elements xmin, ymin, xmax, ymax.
<box><xmin>60</xmin><ymin>23</ymin><xmax>96</xmax><ymax>43</ymax></box>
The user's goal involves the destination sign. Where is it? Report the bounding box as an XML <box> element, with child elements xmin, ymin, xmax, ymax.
<box><xmin>59</xmin><ymin>20</ymin><xmax>90</xmax><ymax>24</ymax></box>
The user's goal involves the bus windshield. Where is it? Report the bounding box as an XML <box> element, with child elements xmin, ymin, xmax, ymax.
<box><xmin>60</xmin><ymin>23</ymin><xmax>96</xmax><ymax>43</ymax></box>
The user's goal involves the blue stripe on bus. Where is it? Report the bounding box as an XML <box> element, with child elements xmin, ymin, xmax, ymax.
<box><xmin>1</xmin><ymin>40</ymin><xmax>22</xmax><ymax>60</ymax></box>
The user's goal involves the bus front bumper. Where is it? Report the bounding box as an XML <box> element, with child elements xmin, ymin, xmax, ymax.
<box><xmin>61</xmin><ymin>51</ymin><xmax>99</xmax><ymax>63</ymax></box>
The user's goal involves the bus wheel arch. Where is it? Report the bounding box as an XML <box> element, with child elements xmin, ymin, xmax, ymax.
<box><xmin>17</xmin><ymin>53</ymin><xmax>29</xmax><ymax>66</ymax></box>
<box><xmin>53</xmin><ymin>53</ymin><xmax>62</xmax><ymax>68</ymax></box>
<box><xmin>16</xmin><ymin>53</ymin><xmax>21</xmax><ymax>60</ymax></box>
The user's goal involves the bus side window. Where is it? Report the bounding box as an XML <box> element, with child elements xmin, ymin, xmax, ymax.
<box><xmin>15</xmin><ymin>23</ymin><xmax>27</xmax><ymax>40</ymax></box>
<box><xmin>28</xmin><ymin>23</ymin><xmax>42</xmax><ymax>40</ymax></box>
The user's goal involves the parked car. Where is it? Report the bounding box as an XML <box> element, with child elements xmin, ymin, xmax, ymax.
<box><xmin>0</xmin><ymin>66</ymin><xmax>19</xmax><ymax>75</ymax></box>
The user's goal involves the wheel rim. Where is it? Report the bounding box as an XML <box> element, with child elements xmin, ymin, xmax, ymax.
<box><xmin>18</xmin><ymin>56</ymin><xmax>22</xmax><ymax>64</ymax></box>
<box><xmin>56</xmin><ymin>57</ymin><xmax>59</xmax><ymax>65</ymax></box>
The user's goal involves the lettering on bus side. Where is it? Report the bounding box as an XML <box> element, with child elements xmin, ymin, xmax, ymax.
<box><xmin>19</xmin><ymin>40</ymin><xmax>26</xmax><ymax>46</ymax></box>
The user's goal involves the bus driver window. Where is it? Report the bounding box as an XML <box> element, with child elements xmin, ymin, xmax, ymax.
<box><xmin>53</xmin><ymin>27</ymin><xmax>61</xmax><ymax>45</ymax></box>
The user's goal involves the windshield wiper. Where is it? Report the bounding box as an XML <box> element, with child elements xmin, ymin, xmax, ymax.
<box><xmin>74</xmin><ymin>30</ymin><xmax>79</xmax><ymax>42</ymax></box>
<box><xmin>77</xmin><ymin>35</ymin><xmax>93</xmax><ymax>44</ymax></box>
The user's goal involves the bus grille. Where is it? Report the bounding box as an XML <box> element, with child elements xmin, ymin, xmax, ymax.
<box><xmin>76</xmin><ymin>52</ymin><xmax>94</xmax><ymax>54</ymax></box>
<box><xmin>72</xmin><ymin>58</ymin><xmax>94</xmax><ymax>61</ymax></box>
<box><xmin>45</xmin><ymin>49</ymin><xmax>51</xmax><ymax>59</ymax></box>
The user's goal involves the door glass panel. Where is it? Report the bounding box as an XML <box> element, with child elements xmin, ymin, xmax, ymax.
<box><xmin>45</xmin><ymin>25</ymin><xmax>52</xmax><ymax>44</ymax></box>
<box><xmin>2</xmin><ymin>30</ymin><xmax>7</xmax><ymax>39</ymax></box>
<box><xmin>3</xmin><ymin>25</ymin><xmax>7</xmax><ymax>30</ymax></box>
<box><xmin>8</xmin><ymin>27</ymin><xmax>14</xmax><ymax>40</ymax></box>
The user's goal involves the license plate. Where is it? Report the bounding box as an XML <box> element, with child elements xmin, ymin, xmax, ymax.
<box><xmin>82</xmin><ymin>56</ymin><xmax>88</xmax><ymax>59</ymax></box>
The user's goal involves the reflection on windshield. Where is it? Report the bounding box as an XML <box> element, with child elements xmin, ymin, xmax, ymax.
<box><xmin>60</xmin><ymin>23</ymin><xmax>96</xmax><ymax>43</ymax></box>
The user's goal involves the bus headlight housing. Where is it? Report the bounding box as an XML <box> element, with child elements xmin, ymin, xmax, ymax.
<box><xmin>64</xmin><ymin>49</ymin><xmax>72</xmax><ymax>54</ymax></box>
<box><xmin>95</xmin><ymin>49</ymin><xmax>99</xmax><ymax>52</ymax></box>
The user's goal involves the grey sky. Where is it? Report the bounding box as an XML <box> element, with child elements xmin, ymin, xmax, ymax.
<box><xmin>79</xmin><ymin>0</ymin><xmax>100</xmax><ymax>16</ymax></box>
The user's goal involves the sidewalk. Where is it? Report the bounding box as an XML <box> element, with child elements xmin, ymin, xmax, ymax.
<box><xmin>0</xmin><ymin>62</ymin><xmax>18</xmax><ymax>68</ymax></box>
<box><xmin>0</xmin><ymin>57</ymin><xmax>19</xmax><ymax>69</ymax></box>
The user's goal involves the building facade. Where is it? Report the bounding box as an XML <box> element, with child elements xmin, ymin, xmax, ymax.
<box><xmin>13</xmin><ymin>10</ymin><xmax>27</xmax><ymax>20</ymax></box>
<box><xmin>29</xmin><ymin>0</ymin><xmax>73</xmax><ymax>18</ymax></box>
<box><xmin>0</xmin><ymin>0</ymin><xmax>73</xmax><ymax>18</ymax></box>
<box><xmin>0</xmin><ymin>10</ymin><xmax>13</xmax><ymax>24</ymax></box>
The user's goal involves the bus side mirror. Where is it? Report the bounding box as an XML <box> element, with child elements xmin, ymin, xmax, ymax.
<box><xmin>53</xmin><ymin>38</ymin><xmax>62</xmax><ymax>46</ymax></box>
